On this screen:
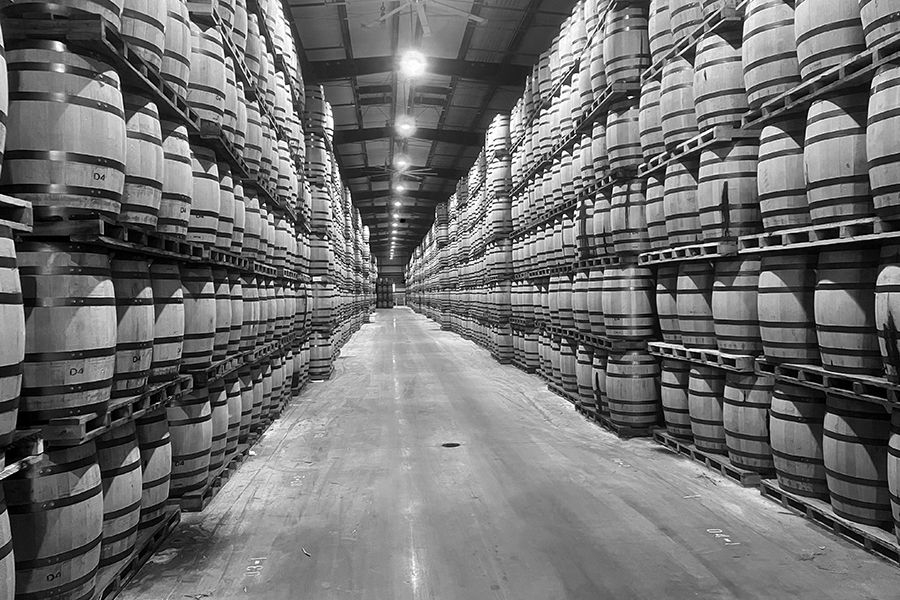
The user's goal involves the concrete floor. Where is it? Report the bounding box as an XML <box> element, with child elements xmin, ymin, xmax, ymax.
<box><xmin>120</xmin><ymin>308</ymin><xmax>899</xmax><ymax>600</ymax></box>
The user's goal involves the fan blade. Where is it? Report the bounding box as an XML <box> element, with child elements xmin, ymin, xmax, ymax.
<box><xmin>361</xmin><ymin>3</ymin><xmax>407</xmax><ymax>28</ymax></box>
<box><xmin>415</xmin><ymin>3</ymin><xmax>432</xmax><ymax>36</ymax></box>
<box><xmin>430</xmin><ymin>0</ymin><xmax>486</xmax><ymax>23</ymax></box>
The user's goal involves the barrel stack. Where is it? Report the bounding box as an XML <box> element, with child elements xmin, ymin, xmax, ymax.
<box><xmin>0</xmin><ymin>0</ymin><xmax>376</xmax><ymax>596</ymax></box>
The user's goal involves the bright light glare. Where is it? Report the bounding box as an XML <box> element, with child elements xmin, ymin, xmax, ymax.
<box><xmin>395</xmin><ymin>115</ymin><xmax>417</xmax><ymax>138</ymax></box>
<box><xmin>400</xmin><ymin>50</ymin><xmax>426</xmax><ymax>78</ymax></box>
<box><xmin>394</xmin><ymin>183</ymin><xmax>406</xmax><ymax>193</ymax></box>
<box><xmin>394</xmin><ymin>201</ymin><xmax>402</xmax><ymax>207</ymax></box>
<box><xmin>393</xmin><ymin>154</ymin><xmax>411</xmax><ymax>171</ymax></box>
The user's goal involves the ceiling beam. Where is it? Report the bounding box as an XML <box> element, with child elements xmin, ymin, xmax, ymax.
<box><xmin>342</xmin><ymin>165</ymin><xmax>467</xmax><ymax>180</ymax></box>
<box><xmin>307</xmin><ymin>56</ymin><xmax>530</xmax><ymax>86</ymax></box>
<box><xmin>352</xmin><ymin>189</ymin><xmax>448</xmax><ymax>202</ymax></box>
<box><xmin>334</xmin><ymin>126</ymin><xmax>482</xmax><ymax>146</ymax></box>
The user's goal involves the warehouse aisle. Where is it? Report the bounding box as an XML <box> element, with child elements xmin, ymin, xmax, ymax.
<box><xmin>121</xmin><ymin>308</ymin><xmax>896</xmax><ymax>600</ymax></box>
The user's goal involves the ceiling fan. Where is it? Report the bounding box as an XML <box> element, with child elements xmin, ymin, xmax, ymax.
<box><xmin>320</xmin><ymin>0</ymin><xmax>486</xmax><ymax>36</ymax></box>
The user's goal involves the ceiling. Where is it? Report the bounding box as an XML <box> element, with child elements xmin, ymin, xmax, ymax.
<box><xmin>285</xmin><ymin>0</ymin><xmax>579</xmax><ymax>261</ymax></box>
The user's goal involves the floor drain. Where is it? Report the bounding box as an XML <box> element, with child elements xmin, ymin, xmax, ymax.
<box><xmin>441</xmin><ymin>443</ymin><xmax>460</xmax><ymax>448</ymax></box>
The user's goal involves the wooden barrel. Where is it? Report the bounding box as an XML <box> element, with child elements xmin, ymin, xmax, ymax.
<box><xmin>260</xmin><ymin>359</ymin><xmax>274</xmax><ymax>416</ymax></box>
<box><xmin>180</xmin><ymin>266</ymin><xmax>216</xmax><ymax>369</ymax></box>
<box><xmin>758</xmin><ymin>254</ymin><xmax>820</xmax><ymax>364</ymax></box>
<box><xmin>208</xmin><ymin>378</ymin><xmax>229</xmax><ymax>476</ymax></box>
<box><xmin>261</xmin><ymin>278</ymin><xmax>276</xmax><ymax>343</ymax></box>
<box><xmin>663</xmin><ymin>158</ymin><xmax>701</xmax><ymax>245</ymax></box>
<box><xmin>611</xmin><ymin>181</ymin><xmax>650</xmax><ymax>255</ymax></box>
<box><xmin>135</xmin><ymin>408</ymin><xmax>171</xmax><ymax>529</ymax></box>
<box><xmin>639</xmin><ymin>79</ymin><xmax>665</xmax><ymax>161</ymax></box>
<box><xmin>876</xmin><ymin>246</ymin><xmax>900</xmax><ymax>382</ymax></box>
<box><xmin>656</xmin><ymin>265</ymin><xmax>681</xmax><ymax>344</ymax></box>
<box><xmin>867</xmin><ymin>65</ymin><xmax>900</xmax><ymax>217</ymax></box>
<box><xmin>603</xmin><ymin>6</ymin><xmax>649</xmax><ymax>83</ymax></box>
<box><xmin>231</xmin><ymin>181</ymin><xmax>245</xmax><ymax>254</ymax></box>
<box><xmin>211</xmin><ymin>268</ymin><xmax>231</xmax><ymax>362</ymax></box>
<box><xmin>4</xmin><ymin>0</ymin><xmax>124</xmax><ymax>28</ymax></box>
<box><xmin>805</xmin><ymin>92</ymin><xmax>872</xmax><ymax>224</ymax></box>
<box><xmin>688</xmin><ymin>365</ymin><xmax>727</xmax><ymax>454</ymax></box>
<box><xmin>823</xmin><ymin>394</ymin><xmax>892</xmax><ymax>527</ymax></box>
<box><xmin>188</xmin><ymin>145</ymin><xmax>220</xmax><ymax>244</ymax></box>
<box><xmin>145</xmin><ymin>267</ymin><xmax>185</xmax><ymax>392</ymax></box>
<box><xmin>0</xmin><ymin>228</ymin><xmax>24</xmax><ymax>447</ymax></box>
<box><xmin>723</xmin><ymin>373</ymin><xmax>774</xmax><ymax>472</ymax></box>
<box><xmin>859</xmin><ymin>0</ymin><xmax>900</xmax><ymax>49</ymax></box>
<box><xmin>661</xmin><ymin>359</ymin><xmax>692</xmax><ymax>439</ymax></box>
<box><xmin>660</xmin><ymin>57</ymin><xmax>698</xmax><ymax>149</ymax></box>
<box><xmin>606</xmin><ymin>351</ymin><xmax>661</xmax><ymax>428</ymax></box>
<box><xmin>225</xmin><ymin>374</ymin><xmax>241</xmax><ymax>459</ymax></box>
<box><xmin>121</xmin><ymin>93</ymin><xmax>163</xmax><ymax>228</ymax></box>
<box><xmin>742</xmin><ymin>0</ymin><xmax>802</xmax><ymax>109</ymax></box>
<box><xmin>0</xmin><ymin>489</ymin><xmax>13</xmax><ymax>600</ymax></box>
<box><xmin>244</xmin><ymin>99</ymin><xmax>264</xmax><ymax>174</ymax></box>
<box><xmin>889</xmin><ymin>410</ymin><xmax>900</xmax><ymax>540</ymax></box>
<box><xmin>187</xmin><ymin>22</ymin><xmax>226</xmax><ymax>124</ymax></box>
<box><xmin>591</xmin><ymin>120</ymin><xmax>610</xmax><ymax>180</ymax></box>
<box><xmin>572</xmin><ymin>271</ymin><xmax>590</xmax><ymax>336</ymax></box>
<box><xmin>677</xmin><ymin>261</ymin><xmax>716</xmax><ymax>349</ymax></box>
<box><xmin>18</xmin><ymin>243</ymin><xmax>116</xmax><ymax>424</ymax></box>
<box><xmin>592</xmin><ymin>350</ymin><xmax>609</xmax><ymax>417</ymax></box>
<box><xmin>167</xmin><ymin>388</ymin><xmax>212</xmax><ymax>496</ymax></box>
<box><xmin>245</xmin><ymin>13</ymin><xmax>262</xmax><ymax>83</ymax></box>
<box><xmin>121</xmin><ymin>0</ymin><xmax>166</xmax><ymax>70</ymax></box>
<box><xmin>587</xmin><ymin>269</ymin><xmax>605</xmax><ymax>337</ymax></box>
<box><xmin>697</xmin><ymin>140</ymin><xmax>760</xmax><ymax>239</ymax></box>
<box><xmin>161</xmin><ymin>0</ymin><xmax>191</xmax><ymax>96</ymax></box>
<box><xmin>96</xmin><ymin>422</ymin><xmax>142</xmax><ymax>571</ymax></box>
<box><xmin>649</xmin><ymin>0</ymin><xmax>674</xmax><ymax>65</ymax></box>
<box><xmin>795</xmin><ymin>0</ymin><xmax>866</xmax><ymax>81</ymax></box>
<box><xmin>110</xmin><ymin>257</ymin><xmax>154</xmax><ymax>399</ymax></box>
<box><xmin>309</xmin><ymin>332</ymin><xmax>333</xmax><ymax>379</ymax></box>
<box><xmin>159</xmin><ymin>120</ymin><xmax>192</xmax><ymax>237</ymax></box>
<box><xmin>591</xmin><ymin>189</ymin><xmax>612</xmax><ymax>257</ymax></box>
<box><xmin>757</xmin><ymin>117</ymin><xmax>809</xmax><ymax>230</ymax></box>
<box><xmin>603</xmin><ymin>265</ymin><xmax>656</xmax><ymax>340</ymax></box>
<box><xmin>606</xmin><ymin>99</ymin><xmax>642</xmax><ymax>171</ymax></box>
<box><xmin>576</xmin><ymin>344</ymin><xmax>595</xmax><ymax>408</ymax></box>
<box><xmin>645</xmin><ymin>174</ymin><xmax>668</xmax><ymax>250</ymax></box>
<box><xmin>558</xmin><ymin>274</ymin><xmax>574</xmax><ymax>331</ymax></box>
<box><xmin>223</xmin><ymin>57</ymin><xmax>238</xmax><ymax>144</ymax></box>
<box><xmin>669</xmin><ymin>0</ymin><xmax>702</xmax><ymax>44</ymax></box>
<box><xmin>228</xmin><ymin>272</ymin><xmax>243</xmax><ymax>355</ymax></box>
<box><xmin>815</xmin><ymin>250</ymin><xmax>881</xmax><ymax>375</ymax></box>
<box><xmin>240</xmin><ymin>276</ymin><xmax>259</xmax><ymax>352</ymax></box>
<box><xmin>712</xmin><ymin>258</ymin><xmax>762</xmax><ymax>354</ymax></box>
<box><xmin>2</xmin><ymin>41</ymin><xmax>126</xmax><ymax>219</ymax></box>
<box><xmin>238</xmin><ymin>365</ymin><xmax>253</xmax><ymax>442</ymax></box>
<box><xmin>243</xmin><ymin>191</ymin><xmax>262</xmax><ymax>261</ymax></box>
<box><xmin>770</xmin><ymin>382</ymin><xmax>828</xmax><ymax>497</ymax></box>
<box><xmin>5</xmin><ymin>443</ymin><xmax>103</xmax><ymax>600</ymax></box>
<box><xmin>693</xmin><ymin>30</ymin><xmax>748</xmax><ymax>130</ymax></box>
<box><xmin>559</xmin><ymin>338</ymin><xmax>578</xmax><ymax>394</ymax></box>
<box><xmin>216</xmin><ymin>163</ymin><xmax>235</xmax><ymax>251</ymax></box>
<box><xmin>550</xmin><ymin>336</ymin><xmax>563</xmax><ymax>386</ymax></box>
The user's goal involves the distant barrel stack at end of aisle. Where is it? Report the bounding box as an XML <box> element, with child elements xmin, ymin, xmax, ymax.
<box><xmin>0</xmin><ymin>0</ymin><xmax>379</xmax><ymax>599</ymax></box>
<box><xmin>406</xmin><ymin>0</ymin><xmax>900</xmax><ymax>562</ymax></box>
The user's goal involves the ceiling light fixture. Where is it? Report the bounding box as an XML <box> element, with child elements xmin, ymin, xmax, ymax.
<box><xmin>395</xmin><ymin>115</ymin><xmax>417</xmax><ymax>138</ymax></box>
<box><xmin>394</xmin><ymin>201</ymin><xmax>402</xmax><ymax>207</ymax></box>
<box><xmin>399</xmin><ymin>50</ymin><xmax>426</xmax><ymax>78</ymax></box>
<box><xmin>393</xmin><ymin>154</ymin><xmax>411</xmax><ymax>171</ymax></box>
<box><xmin>394</xmin><ymin>183</ymin><xmax>406</xmax><ymax>193</ymax></box>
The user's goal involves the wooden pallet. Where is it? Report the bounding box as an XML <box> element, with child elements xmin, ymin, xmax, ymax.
<box><xmin>1</xmin><ymin>12</ymin><xmax>199</xmax><ymax>132</ymax></box>
<box><xmin>638</xmin><ymin>238</ymin><xmax>738</xmax><ymax>265</ymax></box>
<box><xmin>43</xmin><ymin>375</ymin><xmax>193</xmax><ymax>446</ymax></box>
<box><xmin>178</xmin><ymin>443</ymin><xmax>252</xmax><ymax>512</ymax></box>
<box><xmin>93</xmin><ymin>505</ymin><xmax>181</xmax><ymax>600</ymax></box>
<box><xmin>547</xmin><ymin>382</ymin><xmax>580</xmax><ymax>406</ymax></box>
<box><xmin>758</xmin><ymin>480</ymin><xmax>900</xmax><ymax>566</ymax></box>
<box><xmin>0</xmin><ymin>430</ymin><xmax>43</xmax><ymax>482</ymax></box>
<box><xmin>653</xmin><ymin>429</ymin><xmax>766</xmax><ymax>487</ymax></box>
<box><xmin>576</xmin><ymin>255</ymin><xmax>624</xmax><ymax>270</ymax></box>
<box><xmin>638</xmin><ymin>125</ymin><xmax>758</xmax><ymax>178</ymax></box>
<box><xmin>744</xmin><ymin>31</ymin><xmax>900</xmax><ymax>129</ymax></box>
<box><xmin>755</xmin><ymin>359</ymin><xmax>900</xmax><ymax>409</ymax></box>
<box><xmin>0</xmin><ymin>195</ymin><xmax>33</xmax><ymax>233</ymax></box>
<box><xmin>595</xmin><ymin>414</ymin><xmax>656</xmax><ymax>439</ymax></box>
<box><xmin>649</xmin><ymin>342</ymin><xmax>756</xmax><ymax>373</ymax></box>
<box><xmin>738</xmin><ymin>217</ymin><xmax>900</xmax><ymax>254</ymax></box>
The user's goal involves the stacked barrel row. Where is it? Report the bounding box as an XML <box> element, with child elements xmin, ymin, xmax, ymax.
<box><xmin>407</xmin><ymin>116</ymin><xmax>514</xmax><ymax>362</ymax></box>
<box><xmin>0</xmin><ymin>230</ymin><xmax>313</xmax><ymax>600</ymax></box>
